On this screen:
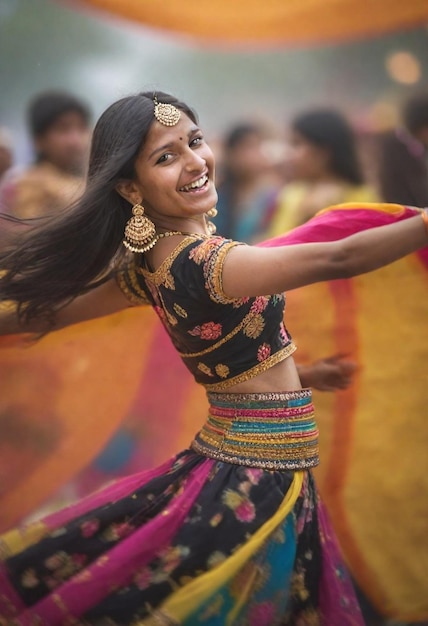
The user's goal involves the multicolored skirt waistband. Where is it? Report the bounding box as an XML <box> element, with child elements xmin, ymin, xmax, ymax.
<box><xmin>191</xmin><ymin>389</ymin><xmax>319</xmax><ymax>470</ymax></box>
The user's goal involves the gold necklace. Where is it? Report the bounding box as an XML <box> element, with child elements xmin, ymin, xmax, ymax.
<box><xmin>157</xmin><ymin>230</ymin><xmax>210</xmax><ymax>239</ymax></box>
<box><xmin>156</xmin><ymin>209</ymin><xmax>218</xmax><ymax>240</ymax></box>
<box><xmin>157</xmin><ymin>230</ymin><xmax>186</xmax><ymax>238</ymax></box>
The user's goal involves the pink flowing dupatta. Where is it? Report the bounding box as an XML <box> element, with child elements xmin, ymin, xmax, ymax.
<box><xmin>0</xmin><ymin>202</ymin><xmax>427</xmax><ymax>621</ymax></box>
<box><xmin>260</xmin><ymin>203</ymin><xmax>428</xmax><ymax>621</ymax></box>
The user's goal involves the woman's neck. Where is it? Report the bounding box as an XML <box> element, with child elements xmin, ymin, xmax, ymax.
<box><xmin>152</xmin><ymin>215</ymin><xmax>211</xmax><ymax>237</ymax></box>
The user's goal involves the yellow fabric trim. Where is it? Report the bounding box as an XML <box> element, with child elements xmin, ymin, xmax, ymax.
<box><xmin>0</xmin><ymin>521</ymin><xmax>49</xmax><ymax>561</ymax></box>
<box><xmin>138</xmin><ymin>471</ymin><xmax>303</xmax><ymax>624</ymax></box>
<box><xmin>317</xmin><ymin>202</ymin><xmax>406</xmax><ymax>216</ymax></box>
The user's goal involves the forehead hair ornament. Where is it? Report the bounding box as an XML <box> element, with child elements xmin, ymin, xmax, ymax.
<box><xmin>153</xmin><ymin>94</ymin><xmax>181</xmax><ymax>127</ymax></box>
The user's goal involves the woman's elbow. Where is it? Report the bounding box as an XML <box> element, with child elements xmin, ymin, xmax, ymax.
<box><xmin>328</xmin><ymin>243</ymin><xmax>363</xmax><ymax>279</ymax></box>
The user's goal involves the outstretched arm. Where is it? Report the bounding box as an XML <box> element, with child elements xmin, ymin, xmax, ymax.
<box><xmin>222</xmin><ymin>211</ymin><xmax>428</xmax><ymax>298</ymax></box>
<box><xmin>0</xmin><ymin>278</ymin><xmax>134</xmax><ymax>336</ymax></box>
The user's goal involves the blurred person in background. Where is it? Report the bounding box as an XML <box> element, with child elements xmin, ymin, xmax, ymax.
<box><xmin>267</xmin><ymin>109</ymin><xmax>399</xmax><ymax>626</ymax></box>
<box><xmin>378</xmin><ymin>92</ymin><xmax>428</xmax><ymax>207</ymax></box>
<box><xmin>1</xmin><ymin>90</ymin><xmax>91</xmax><ymax>219</ymax></box>
<box><xmin>268</xmin><ymin>109</ymin><xmax>378</xmax><ymax>236</ymax></box>
<box><xmin>215</xmin><ymin>122</ymin><xmax>284</xmax><ymax>242</ymax></box>
<box><xmin>0</xmin><ymin>127</ymin><xmax>13</xmax><ymax>185</ymax></box>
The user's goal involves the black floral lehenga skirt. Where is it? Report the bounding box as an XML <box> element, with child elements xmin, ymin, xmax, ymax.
<box><xmin>0</xmin><ymin>390</ymin><xmax>363</xmax><ymax>625</ymax></box>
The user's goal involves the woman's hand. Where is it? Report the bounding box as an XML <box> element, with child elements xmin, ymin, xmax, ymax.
<box><xmin>297</xmin><ymin>354</ymin><xmax>357</xmax><ymax>391</ymax></box>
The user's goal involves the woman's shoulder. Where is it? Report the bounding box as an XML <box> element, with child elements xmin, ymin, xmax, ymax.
<box><xmin>139</xmin><ymin>235</ymin><xmax>234</xmax><ymax>276</ymax></box>
<box><xmin>146</xmin><ymin>235</ymin><xmax>249</xmax><ymax>308</ymax></box>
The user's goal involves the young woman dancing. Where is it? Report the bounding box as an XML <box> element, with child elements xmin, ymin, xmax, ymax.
<box><xmin>0</xmin><ymin>92</ymin><xmax>427</xmax><ymax>626</ymax></box>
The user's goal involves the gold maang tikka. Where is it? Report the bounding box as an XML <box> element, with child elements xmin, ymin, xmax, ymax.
<box><xmin>153</xmin><ymin>94</ymin><xmax>181</xmax><ymax>127</ymax></box>
<box><xmin>123</xmin><ymin>203</ymin><xmax>158</xmax><ymax>253</ymax></box>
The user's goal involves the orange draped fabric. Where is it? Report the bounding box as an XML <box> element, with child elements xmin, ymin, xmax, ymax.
<box><xmin>71</xmin><ymin>0</ymin><xmax>428</xmax><ymax>45</ymax></box>
<box><xmin>0</xmin><ymin>308</ymin><xmax>159</xmax><ymax>531</ymax></box>
<box><xmin>284</xmin><ymin>259</ymin><xmax>428</xmax><ymax>621</ymax></box>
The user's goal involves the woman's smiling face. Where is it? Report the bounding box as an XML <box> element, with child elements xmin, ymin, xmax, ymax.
<box><xmin>132</xmin><ymin>113</ymin><xmax>218</xmax><ymax>223</ymax></box>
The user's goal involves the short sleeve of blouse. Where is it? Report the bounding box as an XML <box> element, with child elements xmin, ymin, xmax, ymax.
<box><xmin>115</xmin><ymin>259</ymin><xmax>151</xmax><ymax>306</ymax></box>
<box><xmin>187</xmin><ymin>236</ymin><xmax>245</xmax><ymax>305</ymax></box>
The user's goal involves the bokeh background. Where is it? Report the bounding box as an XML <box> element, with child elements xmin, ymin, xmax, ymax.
<box><xmin>1</xmin><ymin>0</ymin><xmax>428</xmax><ymax>163</ymax></box>
<box><xmin>1</xmin><ymin>2</ymin><xmax>428</xmax><ymax>623</ymax></box>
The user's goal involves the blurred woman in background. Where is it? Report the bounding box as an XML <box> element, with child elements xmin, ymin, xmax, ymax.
<box><xmin>215</xmin><ymin>123</ymin><xmax>283</xmax><ymax>242</ymax></box>
<box><xmin>268</xmin><ymin>109</ymin><xmax>378</xmax><ymax>236</ymax></box>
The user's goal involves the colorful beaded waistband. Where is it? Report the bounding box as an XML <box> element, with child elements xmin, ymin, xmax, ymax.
<box><xmin>191</xmin><ymin>389</ymin><xmax>319</xmax><ymax>470</ymax></box>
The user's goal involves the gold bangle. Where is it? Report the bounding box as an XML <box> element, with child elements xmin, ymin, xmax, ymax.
<box><xmin>421</xmin><ymin>209</ymin><xmax>428</xmax><ymax>235</ymax></box>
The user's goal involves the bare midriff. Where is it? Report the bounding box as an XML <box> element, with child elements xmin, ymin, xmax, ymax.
<box><xmin>223</xmin><ymin>354</ymin><xmax>302</xmax><ymax>394</ymax></box>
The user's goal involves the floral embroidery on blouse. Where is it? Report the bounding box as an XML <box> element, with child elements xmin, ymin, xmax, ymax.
<box><xmin>188</xmin><ymin>240</ymin><xmax>218</xmax><ymax>264</ymax></box>
<box><xmin>173</xmin><ymin>303</ymin><xmax>188</xmax><ymax>318</ymax></box>
<box><xmin>189</xmin><ymin>321</ymin><xmax>222</xmax><ymax>341</ymax></box>
<box><xmin>257</xmin><ymin>343</ymin><xmax>271</xmax><ymax>362</ymax></box>
<box><xmin>242</xmin><ymin>313</ymin><xmax>265</xmax><ymax>339</ymax></box>
<box><xmin>197</xmin><ymin>362</ymin><xmax>214</xmax><ymax>377</ymax></box>
<box><xmin>215</xmin><ymin>364</ymin><xmax>230</xmax><ymax>378</ymax></box>
<box><xmin>116</xmin><ymin>235</ymin><xmax>295</xmax><ymax>391</ymax></box>
<box><xmin>279</xmin><ymin>322</ymin><xmax>290</xmax><ymax>345</ymax></box>
<box><xmin>250</xmin><ymin>296</ymin><xmax>269</xmax><ymax>314</ymax></box>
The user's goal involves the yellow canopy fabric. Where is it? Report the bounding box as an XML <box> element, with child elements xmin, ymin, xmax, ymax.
<box><xmin>73</xmin><ymin>0</ymin><xmax>428</xmax><ymax>45</ymax></box>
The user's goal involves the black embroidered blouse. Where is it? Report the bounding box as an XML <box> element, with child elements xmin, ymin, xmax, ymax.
<box><xmin>117</xmin><ymin>235</ymin><xmax>296</xmax><ymax>391</ymax></box>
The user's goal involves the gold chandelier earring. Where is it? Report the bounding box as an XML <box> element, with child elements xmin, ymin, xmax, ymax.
<box><xmin>123</xmin><ymin>203</ymin><xmax>158</xmax><ymax>253</ymax></box>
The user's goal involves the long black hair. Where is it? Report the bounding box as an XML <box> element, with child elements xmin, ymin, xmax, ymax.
<box><xmin>0</xmin><ymin>91</ymin><xmax>197</xmax><ymax>325</ymax></box>
<box><xmin>291</xmin><ymin>109</ymin><xmax>364</xmax><ymax>185</ymax></box>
